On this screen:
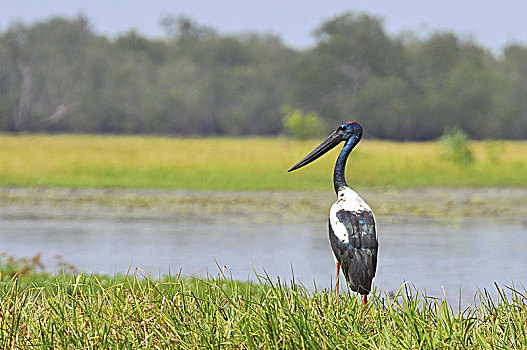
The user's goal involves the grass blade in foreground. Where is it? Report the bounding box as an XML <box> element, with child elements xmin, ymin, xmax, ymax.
<box><xmin>0</xmin><ymin>271</ymin><xmax>526</xmax><ymax>348</ymax></box>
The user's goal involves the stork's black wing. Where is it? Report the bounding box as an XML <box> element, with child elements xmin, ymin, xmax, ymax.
<box><xmin>329</xmin><ymin>209</ymin><xmax>378</xmax><ymax>294</ymax></box>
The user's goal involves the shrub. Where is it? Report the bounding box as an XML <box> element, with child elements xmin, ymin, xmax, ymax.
<box><xmin>439</xmin><ymin>127</ymin><xmax>474</xmax><ymax>165</ymax></box>
<box><xmin>282</xmin><ymin>105</ymin><xmax>326</xmax><ymax>140</ymax></box>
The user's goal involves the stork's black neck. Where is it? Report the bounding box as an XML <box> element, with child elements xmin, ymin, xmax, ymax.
<box><xmin>333</xmin><ymin>135</ymin><xmax>360</xmax><ymax>194</ymax></box>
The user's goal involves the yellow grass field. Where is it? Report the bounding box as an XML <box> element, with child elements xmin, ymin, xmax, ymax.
<box><xmin>0</xmin><ymin>134</ymin><xmax>526</xmax><ymax>190</ymax></box>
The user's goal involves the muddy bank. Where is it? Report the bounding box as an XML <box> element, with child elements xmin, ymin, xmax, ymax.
<box><xmin>1</xmin><ymin>187</ymin><xmax>526</xmax><ymax>224</ymax></box>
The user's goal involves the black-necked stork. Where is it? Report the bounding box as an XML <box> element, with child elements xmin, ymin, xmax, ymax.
<box><xmin>288</xmin><ymin>121</ymin><xmax>378</xmax><ymax>304</ymax></box>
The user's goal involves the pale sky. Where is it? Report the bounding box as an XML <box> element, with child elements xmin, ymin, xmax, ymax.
<box><xmin>1</xmin><ymin>0</ymin><xmax>526</xmax><ymax>53</ymax></box>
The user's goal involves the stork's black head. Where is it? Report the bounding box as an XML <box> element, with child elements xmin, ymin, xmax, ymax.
<box><xmin>288</xmin><ymin>121</ymin><xmax>363</xmax><ymax>172</ymax></box>
<box><xmin>337</xmin><ymin>121</ymin><xmax>362</xmax><ymax>141</ymax></box>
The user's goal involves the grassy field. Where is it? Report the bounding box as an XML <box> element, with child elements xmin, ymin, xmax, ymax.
<box><xmin>0</xmin><ymin>269</ymin><xmax>525</xmax><ymax>349</ymax></box>
<box><xmin>0</xmin><ymin>134</ymin><xmax>526</xmax><ymax>190</ymax></box>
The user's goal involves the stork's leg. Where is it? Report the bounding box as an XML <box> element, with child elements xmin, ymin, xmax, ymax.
<box><xmin>335</xmin><ymin>262</ymin><xmax>340</xmax><ymax>297</ymax></box>
<box><xmin>362</xmin><ymin>294</ymin><xmax>368</xmax><ymax>305</ymax></box>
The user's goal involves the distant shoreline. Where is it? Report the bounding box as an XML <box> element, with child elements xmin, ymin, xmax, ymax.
<box><xmin>1</xmin><ymin>136</ymin><xmax>527</xmax><ymax>190</ymax></box>
<box><xmin>2</xmin><ymin>187</ymin><xmax>526</xmax><ymax>224</ymax></box>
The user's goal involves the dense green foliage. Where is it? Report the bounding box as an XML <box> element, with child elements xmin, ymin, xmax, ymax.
<box><xmin>1</xmin><ymin>13</ymin><xmax>527</xmax><ymax>139</ymax></box>
<box><xmin>0</xmin><ymin>268</ymin><xmax>525</xmax><ymax>348</ymax></box>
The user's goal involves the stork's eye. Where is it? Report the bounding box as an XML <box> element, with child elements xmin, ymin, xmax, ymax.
<box><xmin>337</xmin><ymin>126</ymin><xmax>345</xmax><ymax>133</ymax></box>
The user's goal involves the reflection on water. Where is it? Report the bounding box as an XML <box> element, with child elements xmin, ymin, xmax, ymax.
<box><xmin>0</xmin><ymin>217</ymin><xmax>526</xmax><ymax>302</ymax></box>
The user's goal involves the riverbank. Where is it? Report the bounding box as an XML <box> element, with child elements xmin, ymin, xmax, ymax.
<box><xmin>1</xmin><ymin>187</ymin><xmax>526</xmax><ymax>224</ymax></box>
<box><xmin>2</xmin><ymin>187</ymin><xmax>526</xmax><ymax>348</ymax></box>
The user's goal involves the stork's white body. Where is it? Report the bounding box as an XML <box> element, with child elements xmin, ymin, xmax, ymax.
<box><xmin>329</xmin><ymin>186</ymin><xmax>374</xmax><ymax>248</ymax></box>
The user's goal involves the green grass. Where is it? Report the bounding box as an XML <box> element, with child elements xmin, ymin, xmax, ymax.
<box><xmin>0</xmin><ymin>134</ymin><xmax>526</xmax><ymax>190</ymax></box>
<box><xmin>0</xmin><ymin>270</ymin><xmax>525</xmax><ymax>349</ymax></box>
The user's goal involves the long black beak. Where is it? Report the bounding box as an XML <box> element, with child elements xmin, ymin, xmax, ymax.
<box><xmin>288</xmin><ymin>131</ymin><xmax>343</xmax><ymax>172</ymax></box>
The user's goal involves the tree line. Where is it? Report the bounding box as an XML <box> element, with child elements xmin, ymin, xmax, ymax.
<box><xmin>1</xmin><ymin>13</ymin><xmax>526</xmax><ymax>140</ymax></box>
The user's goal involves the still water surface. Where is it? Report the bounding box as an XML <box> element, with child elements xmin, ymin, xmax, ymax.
<box><xmin>1</xmin><ymin>217</ymin><xmax>526</xmax><ymax>302</ymax></box>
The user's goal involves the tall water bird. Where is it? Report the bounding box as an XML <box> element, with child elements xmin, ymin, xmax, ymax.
<box><xmin>288</xmin><ymin>121</ymin><xmax>378</xmax><ymax>304</ymax></box>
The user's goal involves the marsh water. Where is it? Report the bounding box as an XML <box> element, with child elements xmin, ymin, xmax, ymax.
<box><xmin>1</xmin><ymin>214</ymin><xmax>526</xmax><ymax>303</ymax></box>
